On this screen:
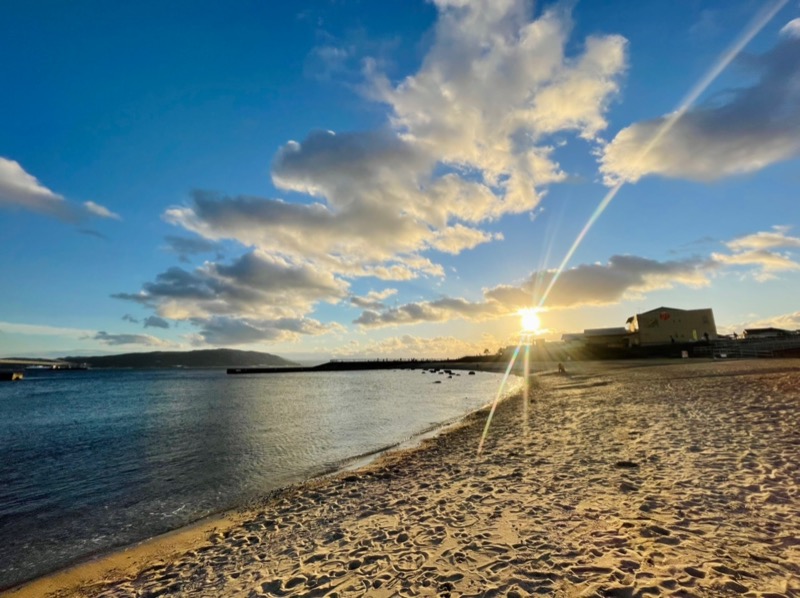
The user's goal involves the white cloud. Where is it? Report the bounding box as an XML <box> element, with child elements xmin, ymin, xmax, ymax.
<box><xmin>349</xmin><ymin>226</ymin><xmax>798</xmax><ymax>332</ymax></box>
<box><xmin>193</xmin><ymin>316</ymin><xmax>344</xmax><ymax>346</ymax></box>
<box><xmin>712</xmin><ymin>250</ymin><xmax>799</xmax><ymax>281</ymax></box>
<box><xmin>0</xmin><ymin>157</ymin><xmax>119</xmax><ymax>222</ymax></box>
<box><xmin>135</xmin><ymin>1</ymin><xmax>630</xmax><ymax>344</ymax></box>
<box><xmin>92</xmin><ymin>332</ymin><xmax>169</xmax><ymax>347</ymax></box>
<box><xmin>354</xmin><ymin>254</ymin><xmax>716</xmax><ymax>329</ymax></box>
<box><xmin>354</xmin><ymin>296</ymin><xmax>507</xmax><ymax>328</ymax></box>
<box><xmin>114</xmin><ymin>251</ymin><xmax>350</xmax><ymax>344</ymax></box>
<box><xmin>114</xmin><ymin>250</ymin><xmax>349</xmax><ymax>321</ymax></box>
<box><xmin>166</xmin><ymin>1</ymin><xmax>627</xmax><ymax>283</ymax></box>
<box><xmin>349</xmin><ymin>288</ymin><xmax>398</xmax><ymax>310</ymax></box>
<box><xmin>780</xmin><ymin>18</ymin><xmax>800</xmax><ymax>39</ymax></box>
<box><xmin>712</xmin><ymin>225</ymin><xmax>800</xmax><ymax>280</ymax></box>
<box><xmin>430</xmin><ymin>224</ymin><xmax>502</xmax><ymax>255</ymax></box>
<box><xmin>601</xmin><ymin>26</ymin><xmax>800</xmax><ymax>183</ymax></box>
<box><xmin>83</xmin><ymin>200</ymin><xmax>121</xmax><ymax>220</ymax></box>
<box><xmin>724</xmin><ymin>225</ymin><xmax>800</xmax><ymax>251</ymax></box>
<box><xmin>754</xmin><ymin>311</ymin><xmax>800</xmax><ymax>330</ymax></box>
<box><xmin>722</xmin><ymin>310</ymin><xmax>800</xmax><ymax>334</ymax></box>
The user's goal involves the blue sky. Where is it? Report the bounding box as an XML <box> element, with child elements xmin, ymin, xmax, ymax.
<box><xmin>1</xmin><ymin>0</ymin><xmax>799</xmax><ymax>360</ymax></box>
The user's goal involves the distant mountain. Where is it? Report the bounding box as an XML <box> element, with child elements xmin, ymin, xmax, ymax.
<box><xmin>60</xmin><ymin>349</ymin><xmax>299</xmax><ymax>369</ymax></box>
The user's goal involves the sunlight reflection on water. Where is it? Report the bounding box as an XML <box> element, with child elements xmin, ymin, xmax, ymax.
<box><xmin>0</xmin><ymin>367</ymin><xmax>520</xmax><ymax>588</ymax></box>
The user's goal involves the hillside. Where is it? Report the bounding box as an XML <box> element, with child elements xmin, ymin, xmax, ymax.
<box><xmin>60</xmin><ymin>349</ymin><xmax>298</xmax><ymax>369</ymax></box>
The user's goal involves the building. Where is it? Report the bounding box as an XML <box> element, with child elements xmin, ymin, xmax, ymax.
<box><xmin>627</xmin><ymin>306</ymin><xmax>717</xmax><ymax>346</ymax></box>
<box><xmin>743</xmin><ymin>327</ymin><xmax>794</xmax><ymax>339</ymax></box>
<box><xmin>561</xmin><ymin>306</ymin><xmax>718</xmax><ymax>349</ymax></box>
<box><xmin>582</xmin><ymin>327</ymin><xmax>631</xmax><ymax>349</ymax></box>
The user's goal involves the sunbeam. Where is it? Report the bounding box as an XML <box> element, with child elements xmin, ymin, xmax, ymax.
<box><xmin>535</xmin><ymin>0</ymin><xmax>789</xmax><ymax>309</ymax></box>
<box><xmin>481</xmin><ymin>0</ymin><xmax>789</xmax><ymax>454</ymax></box>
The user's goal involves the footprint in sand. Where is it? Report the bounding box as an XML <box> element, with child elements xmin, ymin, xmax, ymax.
<box><xmin>393</xmin><ymin>550</ymin><xmax>429</xmax><ymax>572</ymax></box>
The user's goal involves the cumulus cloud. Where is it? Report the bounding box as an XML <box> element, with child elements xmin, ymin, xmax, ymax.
<box><xmin>92</xmin><ymin>331</ymin><xmax>168</xmax><ymax>347</ymax></box>
<box><xmin>114</xmin><ymin>250</ymin><xmax>349</xmax><ymax>320</ymax></box>
<box><xmin>114</xmin><ymin>251</ymin><xmax>350</xmax><ymax>344</ymax></box>
<box><xmin>349</xmin><ymin>288</ymin><xmax>398</xmax><ymax>310</ymax></box>
<box><xmin>129</xmin><ymin>1</ymin><xmax>630</xmax><ymax>345</ymax></box>
<box><xmin>353</xmin><ymin>224</ymin><xmax>800</xmax><ymax>331</ymax></box>
<box><xmin>752</xmin><ymin>311</ymin><xmax>800</xmax><ymax>330</ymax></box>
<box><xmin>165</xmin><ymin>1</ymin><xmax>627</xmax><ymax>283</ymax></box>
<box><xmin>721</xmin><ymin>310</ymin><xmax>800</xmax><ymax>335</ymax></box>
<box><xmin>354</xmin><ymin>296</ymin><xmax>506</xmax><ymax>328</ymax></box>
<box><xmin>121</xmin><ymin>314</ymin><xmax>139</xmax><ymax>324</ymax></box>
<box><xmin>0</xmin><ymin>157</ymin><xmax>120</xmax><ymax>222</ymax></box>
<box><xmin>712</xmin><ymin>225</ymin><xmax>800</xmax><ymax>281</ymax></box>
<box><xmin>509</xmin><ymin>255</ymin><xmax>715</xmax><ymax>309</ymax></box>
<box><xmin>601</xmin><ymin>24</ymin><xmax>800</xmax><ymax>183</ymax></box>
<box><xmin>724</xmin><ymin>225</ymin><xmax>800</xmax><ymax>251</ymax></box>
<box><xmin>355</xmin><ymin>254</ymin><xmax>716</xmax><ymax>328</ymax></box>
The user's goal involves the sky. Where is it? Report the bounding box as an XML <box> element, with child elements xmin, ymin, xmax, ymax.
<box><xmin>1</xmin><ymin>0</ymin><xmax>799</xmax><ymax>361</ymax></box>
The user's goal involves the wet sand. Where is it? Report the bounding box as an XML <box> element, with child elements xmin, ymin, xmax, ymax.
<box><xmin>6</xmin><ymin>359</ymin><xmax>799</xmax><ymax>597</ymax></box>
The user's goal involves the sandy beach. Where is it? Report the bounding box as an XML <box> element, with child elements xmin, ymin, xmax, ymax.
<box><xmin>7</xmin><ymin>359</ymin><xmax>799</xmax><ymax>597</ymax></box>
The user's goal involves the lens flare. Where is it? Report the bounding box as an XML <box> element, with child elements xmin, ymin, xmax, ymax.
<box><xmin>536</xmin><ymin>0</ymin><xmax>788</xmax><ymax>310</ymax></box>
<box><xmin>519</xmin><ymin>308</ymin><xmax>541</xmax><ymax>333</ymax></box>
<box><xmin>477</xmin><ymin>342</ymin><xmax>520</xmax><ymax>456</ymax></box>
<box><xmin>480</xmin><ymin>0</ymin><xmax>789</xmax><ymax>455</ymax></box>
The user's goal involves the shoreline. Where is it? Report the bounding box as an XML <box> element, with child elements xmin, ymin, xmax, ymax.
<box><xmin>6</xmin><ymin>358</ymin><xmax>800</xmax><ymax>596</ymax></box>
<box><xmin>3</xmin><ymin>363</ymin><xmax>526</xmax><ymax>596</ymax></box>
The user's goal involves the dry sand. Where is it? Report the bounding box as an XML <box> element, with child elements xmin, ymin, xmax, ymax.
<box><xmin>6</xmin><ymin>359</ymin><xmax>799</xmax><ymax>597</ymax></box>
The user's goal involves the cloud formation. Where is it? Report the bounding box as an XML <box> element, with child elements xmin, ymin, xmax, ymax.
<box><xmin>92</xmin><ymin>331</ymin><xmax>168</xmax><ymax>347</ymax></box>
<box><xmin>192</xmin><ymin>316</ymin><xmax>343</xmax><ymax>346</ymax></box>
<box><xmin>351</xmin><ymin>225</ymin><xmax>799</xmax><ymax>331</ymax></box>
<box><xmin>165</xmin><ymin>1</ymin><xmax>627</xmax><ymax>283</ymax></box>
<box><xmin>355</xmin><ymin>254</ymin><xmax>716</xmax><ymax>328</ymax></box>
<box><xmin>349</xmin><ymin>288</ymin><xmax>398</xmax><ymax>310</ymax></box>
<box><xmin>115</xmin><ymin>250</ymin><xmax>348</xmax><ymax>320</ymax></box>
<box><xmin>0</xmin><ymin>157</ymin><xmax>120</xmax><ymax>222</ymax></box>
<box><xmin>712</xmin><ymin>225</ymin><xmax>800</xmax><ymax>281</ymax></box>
<box><xmin>601</xmin><ymin>24</ymin><xmax>800</xmax><ymax>183</ymax></box>
<box><xmin>126</xmin><ymin>1</ymin><xmax>630</xmax><ymax>346</ymax></box>
<box><xmin>114</xmin><ymin>250</ymin><xmax>349</xmax><ymax>343</ymax></box>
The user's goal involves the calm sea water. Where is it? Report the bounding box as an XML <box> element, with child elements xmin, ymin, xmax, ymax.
<box><xmin>0</xmin><ymin>367</ymin><xmax>519</xmax><ymax>588</ymax></box>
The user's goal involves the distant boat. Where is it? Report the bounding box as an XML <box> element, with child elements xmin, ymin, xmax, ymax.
<box><xmin>0</xmin><ymin>371</ymin><xmax>23</xmax><ymax>381</ymax></box>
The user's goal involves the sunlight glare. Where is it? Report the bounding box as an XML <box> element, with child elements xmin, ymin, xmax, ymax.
<box><xmin>519</xmin><ymin>308</ymin><xmax>541</xmax><ymax>333</ymax></box>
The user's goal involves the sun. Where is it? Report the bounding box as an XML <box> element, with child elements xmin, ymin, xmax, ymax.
<box><xmin>519</xmin><ymin>308</ymin><xmax>541</xmax><ymax>333</ymax></box>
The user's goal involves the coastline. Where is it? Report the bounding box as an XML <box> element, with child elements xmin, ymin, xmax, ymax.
<box><xmin>6</xmin><ymin>359</ymin><xmax>800</xmax><ymax>597</ymax></box>
<box><xmin>3</xmin><ymin>362</ymin><xmax>524</xmax><ymax>596</ymax></box>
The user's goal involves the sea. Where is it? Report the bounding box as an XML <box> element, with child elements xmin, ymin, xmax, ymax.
<box><xmin>0</xmin><ymin>367</ymin><xmax>520</xmax><ymax>589</ymax></box>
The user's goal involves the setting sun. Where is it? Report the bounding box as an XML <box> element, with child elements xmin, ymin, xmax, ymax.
<box><xmin>519</xmin><ymin>308</ymin><xmax>541</xmax><ymax>333</ymax></box>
